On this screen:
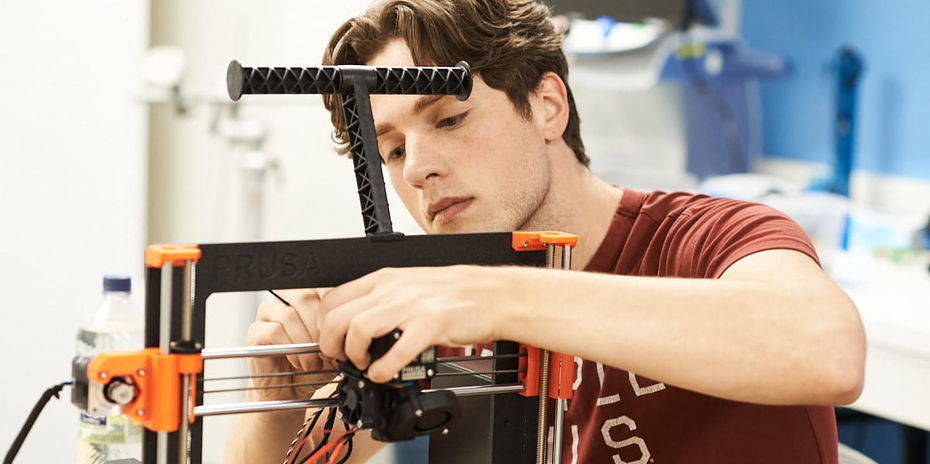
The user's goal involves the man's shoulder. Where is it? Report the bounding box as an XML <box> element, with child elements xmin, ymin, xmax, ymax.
<box><xmin>633</xmin><ymin>189</ymin><xmax>787</xmax><ymax>223</ymax></box>
<box><xmin>622</xmin><ymin>189</ymin><xmax>724</xmax><ymax>222</ymax></box>
<box><xmin>591</xmin><ymin>189</ymin><xmax>808</xmax><ymax>277</ymax></box>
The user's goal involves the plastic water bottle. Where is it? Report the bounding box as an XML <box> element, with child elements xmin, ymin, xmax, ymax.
<box><xmin>75</xmin><ymin>275</ymin><xmax>143</xmax><ymax>463</ymax></box>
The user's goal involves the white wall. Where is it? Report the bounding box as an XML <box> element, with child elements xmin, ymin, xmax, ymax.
<box><xmin>148</xmin><ymin>0</ymin><xmax>418</xmax><ymax>247</ymax></box>
<box><xmin>0</xmin><ymin>1</ymin><xmax>148</xmax><ymax>462</ymax></box>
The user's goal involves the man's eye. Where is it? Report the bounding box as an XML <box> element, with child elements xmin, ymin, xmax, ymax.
<box><xmin>438</xmin><ymin>111</ymin><xmax>468</xmax><ymax>128</ymax></box>
<box><xmin>386</xmin><ymin>146</ymin><xmax>405</xmax><ymax>162</ymax></box>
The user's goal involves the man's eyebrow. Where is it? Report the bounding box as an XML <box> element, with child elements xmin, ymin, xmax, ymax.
<box><xmin>412</xmin><ymin>94</ymin><xmax>444</xmax><ymax>114</ymax></box>
<box><xmin>376</xmin><ymin>123</ymin><xmax>395</xmax><ymax>138</ymax></box>
<box><xmin>375</xmin><ymin>95</ymin><xmax>446</xmax><ymax>137</ymax></box>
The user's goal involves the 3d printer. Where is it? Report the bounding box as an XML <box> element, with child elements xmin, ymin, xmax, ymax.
<box><xmin>48</xmin><ymin>60</ymin><xmax>577</xmax><ymax>464</ymax></box>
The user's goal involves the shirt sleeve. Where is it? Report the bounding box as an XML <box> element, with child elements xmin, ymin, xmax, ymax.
<box><xmin>664</xmin><ymin>198</ymin><xmax>820</xmax><ymax>279</ymax></box>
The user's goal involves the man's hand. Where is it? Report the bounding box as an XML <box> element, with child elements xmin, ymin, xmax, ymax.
<box><xmin>245</xmin><ymin>288</ymin><xmax>338</xmax><ymax>400</ymax></box>
<box><xmin>227</xmin><ymin>288</ymin><xmax>388</xmax><ymax>464</ymax></box>
<box><xmin>318</xmin><ymin>265</ymin><xmax>507</xmax><ymax>383</ymax></box>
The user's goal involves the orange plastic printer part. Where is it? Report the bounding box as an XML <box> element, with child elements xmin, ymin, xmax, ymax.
<box><xmin>86</xmin><ymin>348</ymin><xmax>202</xmax><ymax>432</ymax></box>
<box><xmin>145</xmin><ymin>244</ymin><xmax>202</xmax><ymax>268</ymax></box>
<box><xmin>511</xmin><ymin>231</ymin><xmax>578</xmax><ymax>251</ymax></box>
<box><xmin>519</xmin><ymin>345</ymin><xmax>574</xmax><ymax>400</ymax></box>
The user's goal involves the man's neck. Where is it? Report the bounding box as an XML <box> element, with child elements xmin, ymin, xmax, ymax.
<box><xmin>522</xmin><ymin>147</ymin><xmax>623</xmax><ymax>270</ymax></box>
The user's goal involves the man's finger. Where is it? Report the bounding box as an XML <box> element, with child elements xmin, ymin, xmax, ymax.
<box><xmin>320</xmin><ymin>268</ymin><xmax>390</xmax><ymax>312</ymax></box>
<box><xmin>291</xmin><ymin>296</ymin><xmax>323</xmax><ymax>341</ymax></box>
<box><xmin>246</xmin><ymin>318</ymin><xmax>294</xmax><ymax>346</ymax></box>
<box><xmin>256</xmin><ymin>297</ymin><xmax>326</xmax><ymax>372</ymax></box>
<box><xmin>263</xmin><ymin>304</ymin><xmax>318</xmax><ymax>370</ymax></box>
<box><xmin>279</xmin><ymin>288</ymin><xmax>335</xmax><ymax>366</ymax></box>
<box><xmin>344</xmin><ymin>308</ymin><xmax>401</xmax><ymax>370</ymax></box>
<box><xmin>318</xmin><ymin>293</ymin><xmax>376</xmax><ymax>361</ymax></box>
<box><xmin>288</xmin><ymin>290</ymin><xmax>330</xmax><ymax>368</ymax></box>
<box><xmin>246</xmin><ymin>321</ymin><xmax>296</xmax><ymax>373</ymax></box>
<box><xmin>367</xmin><ymin>323</ymin><xmax>433</xmax><ymax>383</ymax></box>
<box><xmin>281</xmin><ymin>288</ymin><xmax>329</xmax><ymax>308</ymax></box>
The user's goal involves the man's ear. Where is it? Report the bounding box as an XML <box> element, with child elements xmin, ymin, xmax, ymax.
<box><xmin>535</xmin><ymin>72</ymin><xmax>570</xmax><ymax>143</ymax></box>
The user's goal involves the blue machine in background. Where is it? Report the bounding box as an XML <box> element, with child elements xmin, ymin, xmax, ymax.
<box><xmin>662</xmin><ymin>40</ymin><xmax>790</xmax><ymax>177</ymax></box>
<box><xmin>809</xmin><ymin>46</ymin><xmax>864</xmax><ymax>197</ymax></box>
<box><xmin>672</xmin><ymin>0</ymin><xmax>791</xmax><ymax>178</ymax></box>
<box><xmin>552</xmin><ymin>0</ymin><xmax>792</xmax><ymax>179</ymax></box>
<box><xmin>829</xmin><ymin>47</ymin><xmax>865</xmax><ymax>197</ymax></box>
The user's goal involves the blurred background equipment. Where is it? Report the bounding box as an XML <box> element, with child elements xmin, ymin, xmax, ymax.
<box><xmin>551</xmin><ymin>0</ymin><xmax>789</xmax><ymax>189</ymax></box>
<box><xmin>548</xmin><ymin>0</ymin><xmax>714</xmax><ymax>30</ymax></box>
<box><xmin>811</xmin><ymin>46</ymin><xmax>865</xmax><ymax>197</ymax></box>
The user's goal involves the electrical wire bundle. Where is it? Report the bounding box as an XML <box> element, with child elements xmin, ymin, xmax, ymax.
<box><xmin>284</xmin><ymin>406</ymin><xmax>356</xmax><ymax>464</ymax></box>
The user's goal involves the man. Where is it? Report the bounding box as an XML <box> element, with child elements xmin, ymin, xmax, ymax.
<box><xmin>226</xmin><ymin>1</ymin><xmax>866</xmax><ymax>462</ymax></box>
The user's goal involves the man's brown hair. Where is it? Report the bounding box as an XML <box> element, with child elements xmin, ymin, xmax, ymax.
<box><xmin>322</xmin><ymin>0</ymin><xmax>589</xmax><ymax>166</ymax></box>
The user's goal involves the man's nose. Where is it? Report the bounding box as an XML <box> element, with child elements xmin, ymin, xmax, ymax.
<box><xmin>402</xmin><ymin>135</ymin><xmax>449</xmax><ymax>187</ymax></box>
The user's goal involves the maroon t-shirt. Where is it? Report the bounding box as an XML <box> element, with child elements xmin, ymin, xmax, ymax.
<box><xmin>561</xmin><ymin>189</ymin><xmax>838</xmax><ymax>463</ymax></box>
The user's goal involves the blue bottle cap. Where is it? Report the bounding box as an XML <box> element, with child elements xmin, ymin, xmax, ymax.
<box><xmin>103</xmin><ymin>274</ymin><xmax>131</xmax><ymax>293</ymax></box>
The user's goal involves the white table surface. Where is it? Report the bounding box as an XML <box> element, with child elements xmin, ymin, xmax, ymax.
<box><xmin>831</xmin><ymin>253</ymin><xmax>930</xmax><ymax>430</ymax></box>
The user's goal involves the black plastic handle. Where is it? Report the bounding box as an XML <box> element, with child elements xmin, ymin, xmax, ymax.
<box><xmin>227</xmin><ymin>60</ymin><xmax>472</xmax><ymax>101</ymax></box>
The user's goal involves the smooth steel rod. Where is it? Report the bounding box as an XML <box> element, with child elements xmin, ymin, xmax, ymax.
<box><xmin>194</xmin><ymin>384</ymin><xmax>524</xmax><ymax>417</ymax></box>
<box><xmin>193</xmin><ymin>398</ymin><xmax>339</xmax><ymax>417</ymax></box>
<box><xmin>201</xmin><ymin>346</ymin><xmax>527</xmax><ymax>362</ymax></box>
<box><xmin>202</xmin><ymin>369</ymin><xmax>340</xmax><ymax>382</ymax></box>
<box><xmin>201</xmin><ymin>342</ymin><xmax>321</xmax><ymax>360</ymax></box>
<box><xmin>537</xmin><ymin>244</ymin><xmax>555</xmax><ymax>464</ymax></box>
<box><xmin>436</xmin><ymin>353</ymin><xmax>526</xmax><ymax>363</ymax></box>
<box><xmin>551</xmin><ymin>244</ymin><xmax>572</xmax><ymax>464</ymax></box>
<box><xmin>178</xmin><ymin>261</ymin><xmax>194</xmax><ymax>464</ymax></box>
<box><xmin>432</xmin><ymin>369</ymin><xmax>525</xmax><ymax>378</ymax></box>
<box><xmin>203</xmin><ymin>380</ymin><xmax>338</xmax><ymax>395</ymax></box>
<box><xmin>425</xmin><ymin>383</ymin><xmax>524</xmax><ymax>397</ymax></box>
<box><xmin>553</xmin><ymin>398</ymin><xmax>567</xmax><ymax>462</ymax></box>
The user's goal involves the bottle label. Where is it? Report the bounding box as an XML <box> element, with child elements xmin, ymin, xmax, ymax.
<box><xmin>80</xmin><ymin>412</ymin><xmax>107</xmax><ymax>426</ymax></box>
<box><xmin>78</xmin><ymin>413</ymin><xmax>142</xmax><ymax>445</ymax></box>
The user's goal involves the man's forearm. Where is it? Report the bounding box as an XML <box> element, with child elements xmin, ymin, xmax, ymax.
<box><xmin>493</xmin><ymin>251</ymin><xmax>865</xmax><ymax>406</ymax></box>
<box><xmin>225</xmin><ymin>409</ymin><xmax>305</xmax><ymax>464</ymax></box>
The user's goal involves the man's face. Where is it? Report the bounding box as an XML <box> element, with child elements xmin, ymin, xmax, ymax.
<box><xmin>368</xmin><ymin>40</ymin><xmax>552</xmax><ymax>234</ymax></box>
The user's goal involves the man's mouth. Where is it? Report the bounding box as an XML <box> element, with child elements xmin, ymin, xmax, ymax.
<box><xmin>427</xmin><ymin>197</ymin><xmax>474</xmax><ymax>226</ymax></box>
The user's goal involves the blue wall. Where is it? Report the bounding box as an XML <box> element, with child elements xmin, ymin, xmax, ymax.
<box><xmin>741</xmin><ymin>1</ymin><xmax>930</xmax><ymax>180</ymax></box>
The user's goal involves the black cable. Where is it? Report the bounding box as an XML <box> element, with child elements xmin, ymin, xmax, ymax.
<box><xmin>291</xmin><ymin>390</ymin><xmax>340</xmax><ymax>463</ymax></box>
<box><xmin>287</xmin><ymin>408</ymin><xmax>325</xmax><ymax>464</ymax></box>
<box><xmin>268</xmin><ymin>289</ymin><xmax>293</xmax><ymax>307</ymax></box>
<box><xmin>299</xmin><ymin>407</ymin><xmax>338</xmax><ymax>464</ymax></box>
<box><xmin>304</xmin><ymin>408</ymin><xmax>325</xmax><ymax>440</ymax></box>
<box><xmin>334</xmin><ymin>435</ymin><xmax>354</xmax><ymax>464</ymax></box>
<box><xmin>334</xmin><ymin>420</ymin><xmax>355</xmax><ymax>464</ymax></box>
<box><xmin>321</xmin><ymin>407</ymin><xmax>340</xmax><ymax>462</ymax></box>
<box><xmin>4</xmin><ymin>381</ymin><xmax>72</xmax><ymax>464</ymax></box>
